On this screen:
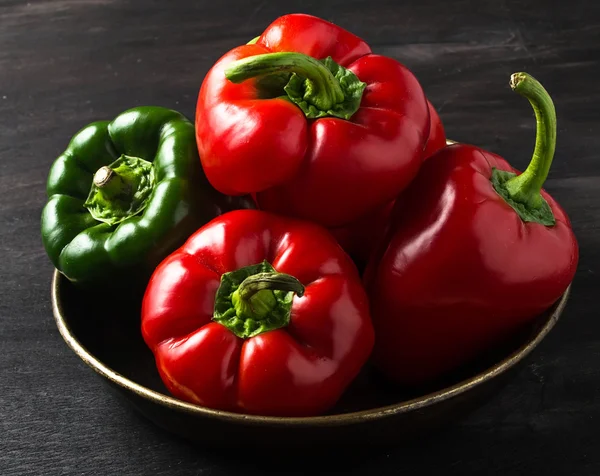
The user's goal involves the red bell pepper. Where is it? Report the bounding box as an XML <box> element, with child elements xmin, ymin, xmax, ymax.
<box><xmin>195</xmin><ymin>13</ymin><xmax>431</xmax><ymax>227</ymax></box>
<box><xmin>141</xmin><ymin>209</ymin><xmax>374</xmax><ymax>416</ymax></box>
<box><xmin>363</xmin><ymin>73</ymin><xmax>578</xmax><ymax>386</ymax></box>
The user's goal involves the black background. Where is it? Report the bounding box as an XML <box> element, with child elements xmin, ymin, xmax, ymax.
<box><xmin>2</xmin><ymin>0</ymin><xmax>599</xmax><ymax>474</ymax></box>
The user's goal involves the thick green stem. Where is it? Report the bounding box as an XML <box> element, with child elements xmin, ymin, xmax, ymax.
<box><xmin>224</xmin><ymin>51</ymin><xmax>366</xmax><ymax>120</ymax></box>
<box><xmin>233</xmin><ymin>273</ymin><xmax>304</xmax><ymax>320</ymax></box>
<box><xmin>236</xmin><ymin>272</ymin><xmax>305</xmax><ymax>300</ymax></box>
<box><xmin>93</xmin><ymin>166</ymin><xmax>133</xmax><ymax>201</ymax></box>
<box><xmin>212</xmin><ymin>261</ymin><xmax>305</xmax><ymax>338</ymax></box>
<box><xmin>504</xmin><ymin>72</ymin><xmax>557</xmax><ymax>208</ymax></box>
<box><xmin>84</xmin><ymin>154</ymin><xmax>155</xmax><ymax>226</ymax></box>
<box><xmin>225</xmin><ymin>52</ymin><xmax>344</xmax><ymax>110</ymax></box>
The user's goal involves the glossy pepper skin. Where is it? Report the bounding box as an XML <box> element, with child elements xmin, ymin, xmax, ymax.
<box><xmin>364</xmin><ymin>73</ymin><xmax>578</xmax><ymax>386</ymax></box>
<box><xmin>141</xmin><ymin>209</ymin><xmax>374</xmax><ymax>417</ymax></box>
<box><xmin>330</xmin><ymin>100</ymin><xmax>447</xmax><ymax>269</ymax></box>
<box><xmin>196</xmin><ymin>13</ymin><xmax>431</xmax><ymax>227</ymax></box>
<box><xmin>41</xmin><ymin>106</ymin><xmax>253</xmax><ymax>288</ymax></box>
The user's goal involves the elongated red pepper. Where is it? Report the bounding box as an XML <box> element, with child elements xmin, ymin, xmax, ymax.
<box><xmin>195</xmin><ymin>13</ymin><xmax>431</xmax><ymax>227</ymax></box>
<box><xmin>364</xmin><ymin>73</ymin><xmax>578</xmax><ymax>386</ymax></box>
<box><xmin>141</xmin><ymin>209</ymin><xmax>374</xmax><ymax>416</ymax></box>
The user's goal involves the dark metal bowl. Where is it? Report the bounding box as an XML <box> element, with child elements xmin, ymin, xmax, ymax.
<box><xmin>51</xmin><ymin>269</ymin><xmax>571</xmax><ymax>449</ymax></box>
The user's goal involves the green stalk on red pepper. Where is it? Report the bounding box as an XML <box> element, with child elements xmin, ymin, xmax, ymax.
<box><xmin>195</xmin><ymin>13</ymin><xmax>433</xmax><ymax>228</ymax></box>
<box><xmin>41</xmin><ymin>106</ymin><xmax>253</xmax><ymax>289</ymax></box>
<box><xmin>363</xmin><ymin>73</ymin><xmax>578</xmax><ymax>386</ymax></box>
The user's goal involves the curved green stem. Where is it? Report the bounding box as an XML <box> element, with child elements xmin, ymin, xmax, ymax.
<box><xmin>491</xmin><ymin>72</ymin><xmax>557</xmax><ymax>226</ymax></box>
<box><xmin>212</xmin><ymin>261</ymin><xmax>305</xmax><ymax>339</ymax></box>
<box><xmin>225</xmin><ymin>52</ymin><xmax>344</xmax><ymax>110</ymax></box>
<box><xmin>224</xmin><ymin>52</ymin><xmax>366</xmax><ymax>120</ymax></box>
<box><xmin>233</xmin><ymin>272</ymin><xmax>304</xmax><ymax>321</ymax></box>
<box><xmin>236</xmin><ymin>272</ymin><xmax>305</xmax><ymax>300</ymax></box>
<box><xmin>504</xmin><ymin>72</ymin><xmax>557</xmax><ymax>208</ymax></box>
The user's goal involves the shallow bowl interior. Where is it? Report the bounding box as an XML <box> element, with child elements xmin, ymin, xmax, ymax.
<box><xmin>51</xmin><ymin>270</ymin><xmax>570</xmax><ymax>448</ymax></box>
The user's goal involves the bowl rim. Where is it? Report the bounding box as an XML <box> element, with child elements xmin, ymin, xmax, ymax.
<box><xmin>51</xmin><ymin>269</ymin><xmax>570</xmax><ymax>427</ymax></box>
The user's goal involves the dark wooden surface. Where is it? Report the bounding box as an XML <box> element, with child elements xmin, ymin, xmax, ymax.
<box><xmin>1</xmin><ymin>0</ymin><xmax>599</xmax><ymax>474</ymax></box>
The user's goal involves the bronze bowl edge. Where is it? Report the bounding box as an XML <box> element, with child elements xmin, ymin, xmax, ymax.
<box><xmin>51</xmin><ymin>269</ymin><xmax>571</xmax><ymax>428</ymax></box>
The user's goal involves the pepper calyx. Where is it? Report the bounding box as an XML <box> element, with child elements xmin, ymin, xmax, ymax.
<box><xmin>491</xmin><ymin>167</ymin><xmax>556</xmax><ymax>226</ymax></box>
<box><xmin>213</xmin><ymin>260</ymin><xmax>305</xmax><ymax>339</ymax></box>
<box><xmin>84</xmin><ymin>154</ymin><xmax>155</xmax><ymax>226</ymax></box>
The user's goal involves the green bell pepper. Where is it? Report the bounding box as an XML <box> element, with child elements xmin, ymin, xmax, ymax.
<box><xmin>41</xmin><ymin>106</ymin><xmax>253</xmax><ymax>288</ymax></box>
